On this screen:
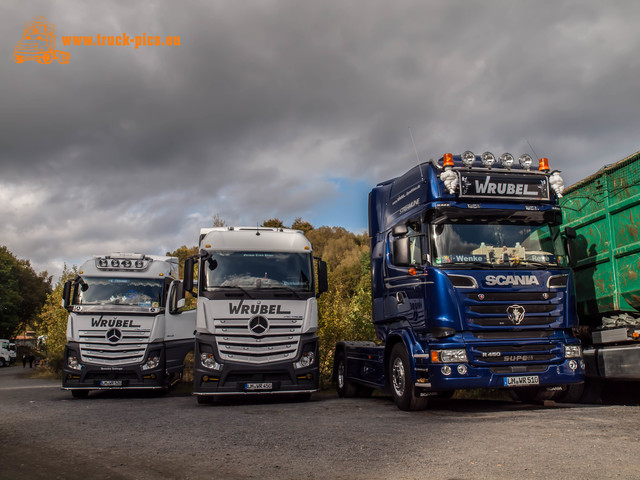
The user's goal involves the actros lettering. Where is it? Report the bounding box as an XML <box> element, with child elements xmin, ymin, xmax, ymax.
<box><xmin>485</xmin><ymin>275</ymin><xmax>540</xmax><ymax>286</ymax></box>
<box><xmin>229</xmin><ymin>300</ymin><xmax>291</xmax><ymax>315</ymax></box>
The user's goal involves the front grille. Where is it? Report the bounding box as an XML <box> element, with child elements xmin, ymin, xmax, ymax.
<box><xmin>469</xmin><ymin>342</ymin><xmax>563</xmax><ymax>367</ymax></box>
<box><xmin>490</xmin><ymin>365</ymin><xmax>548</xmax><ymax>374</ymax></box>
<box><xmin>214</xmin><ymin>317</ymin><xmax>303</xmax><ymax>364</ymax></box>
<box><xmin>470</xmin><ymin>316</ymin><xmax>555</xmax><ymax>327</ymax></box>
<box><xmin>78</xmin><ymin>328</ymin><xmax>151</xmax><ymax>365</ymax></box>
<box><xmin>473</xmin><ymin>330</ymin><xmax>554</xmax><ymax>339</ymax></box>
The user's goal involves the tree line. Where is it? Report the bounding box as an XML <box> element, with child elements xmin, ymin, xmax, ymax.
<box><xmin>8</xmin><ymin>217</ymin><xmax>377</xmax><ymax>386</ymax></box>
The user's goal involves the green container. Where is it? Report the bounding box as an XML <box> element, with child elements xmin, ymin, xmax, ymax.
<box><xmin>561</xmin><ymin>151</ymin><xmax>640</xmax><ymax>325</ymax></box>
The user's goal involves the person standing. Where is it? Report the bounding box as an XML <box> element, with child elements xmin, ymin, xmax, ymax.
<box><xmin>28</xmin><ymin>354</ymin><xmax>35</xmax><ymax>368</ymax></box>
<box><xmin>22</xmin><ymin>354</ymin><xmax>27</xmax><ymax>368</ymax></box>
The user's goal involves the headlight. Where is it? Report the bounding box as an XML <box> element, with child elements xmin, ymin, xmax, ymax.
<box><xmin>481</xmin><ymin>152</ymin><xmax>496</xmax><ymax>168</ymax></box>
<box><xmin>564</xmin><ymin>345</ymin><xmax>582</xmax><ymax>359</ymax></box>
<box><xmin>67</xmin><ymin>355</ymin><xmax>82</xmax><ymax>371</ymax></box>
<box><xmin>431</xmin><ymin>349</ymin><xmax>468</xmax><ymax>363</ymax></box>
<box><xmin>519</xmin><ymin>154</ymin><xmax>533</xmax><ymax>170</ymax></box>
<box><xmin>141</xmin><ymin>355</ymin><xmax>160</xmax><ymax>371</ymax></box>
<box><xmin>294</xmin><ymin>351</ymin><xmax>315</xmax><ymax>369</ymax></box>
<box><xmin>500</xmin><ymin>153</ymin><xmax>515</xmax><ymax>169</ymax></box>
<box><xmin>461</xmin><ymin>151</ymin><xmax>475</xmax><ymax>168</ymax></box>
<box><xmin>200</xmin><ymin>353</ymin><xmax>222</xmax><ymax>371</ymax></box>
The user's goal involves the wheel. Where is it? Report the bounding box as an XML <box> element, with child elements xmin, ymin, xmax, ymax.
<box><xmin>38</xmin><ymin>53</ymin><xmax>52</xmax><ymax>64</ymax></box>
<box><xmin>510</xmin><ymin>386</ymin><xmax>561</xmax><ymax>403</ymax></box>
<box><xmin>71</xmin><ymin>390</ymin><xmax>89</xmax><ymax>399</ymax></box>
<box><xmin>388</xmin><ymin>343</ymin><xmax>428</xmax><ymax>411</ymax></box>
<box><xmin>0</xmin><ymin>358</ymin><xmax>5</xmax><ymax>368</ymax></box>
<box><xmin>556</xmin><ymin>383</ymin><xmax>585</xmax><ymax>403</ymax></box>
<box><xmin>196</xmin><ymin>395</ymin><xmax>214</xmax><ymax>405</ymax></box>
<box><xmin>335</xmin><ymin>351</ymin><xmax>359</xmax><ymax>398</ymax></box>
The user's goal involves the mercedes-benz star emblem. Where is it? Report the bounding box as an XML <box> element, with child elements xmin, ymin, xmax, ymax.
<box><xmin>106</xmin><ymin>328</ymin><xmax>122</xmax><ymax>343</ymax></box>
<box><xmin>249</xmin><ymin>316</ymin><xmax>269</xmax><ymax>335</ymax></box>
<box><xmin>506</xmin><ymin>305</ymin><xmax>526</xmax><ymax>325</ymax></box>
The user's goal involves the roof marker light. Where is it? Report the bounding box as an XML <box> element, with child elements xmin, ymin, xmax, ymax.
<box><xmin>443</xmin><ymin>153</ymin><xmax>454</xmax><ymax>167</ymax></box>
<box><xmin>519</xmin><ymin>154</ymin><xmax>533</xmax><ymax>171</ymax></box>
<box><xmin>481</xmin><ymin>152</ymin><xmax>496</xmax><ymax>169</ymax></box>
<box><xmin>461</xmin><ymin>151</ymin><xmax>475</xmax><ymax>168</ymax></box>
<box><xmin>500</xmin><ymin>153</ymin><xmax>515</xmax><ymax>170</ymax></box>
<box><xmin>539</xmin><ymin>157</ymin><xmax>550</xmax><ymax>171</ymax></box>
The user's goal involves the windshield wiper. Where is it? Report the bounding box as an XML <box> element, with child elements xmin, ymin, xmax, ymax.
<box><xmin>516</xmin><ymin>260</ymin><xmax>555</xmax><ymax>269</ymax></box>
<box><xmin>213</xmin><ymin>285</ymin><xmax>255</xmax><ymax>298</ymax></box>
<box><xmin>265</xmin><ymin>285</ymin><xmax>305</xmax><ymax>299</ymax></box>
<box><xmin>444</xmin><ymin>262</ymin><xmax>495</xmax><ymax>269</ymax></box>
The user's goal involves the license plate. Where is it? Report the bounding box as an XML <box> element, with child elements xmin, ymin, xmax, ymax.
<box><xmin>245</xmin><ymin>382</ymin><xmax>273</xmax><ymax>391</ymax></box>
<box><xmin>504</xmin><ymin>375</ymin><xmax>539</xmax><ymax>387</ymax></box>
<box><xmin>100</xmin><ymin>380</ymin><xmax>123</xmax><ymax>387</ymax></box>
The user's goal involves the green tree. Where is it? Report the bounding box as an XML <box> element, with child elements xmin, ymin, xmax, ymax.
<box><xmin>37</xmin><ymin>265</ymin><xmax>78</xmax><ymax>372</ymax></box>
<box><xmin>291</xmin><ymin>217</ymin><xmax>314</xmax><ymax>234</ymax></box>
<box><xmin>261</xmin><ymin>218</ymin><xmax>285</xmax><ymax>228</ymax></box>
<box><xmin>0</xmin><ymin>246</ymin><xmax>51</xmax><ymax>338</ymax></box>
<box><xmin>212</xmin><ymin>214</ymin><xmax>226</xmax><ymax>227</ymax></box>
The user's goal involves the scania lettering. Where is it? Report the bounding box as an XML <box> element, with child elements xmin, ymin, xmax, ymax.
<box><xmin>183</xmin><ymin>227</ymin><xmax>328</xmax><ymax>404</ymax></box>
<box><xmin>61</xmin><ymin>253</ymin><xmax>196</xmax><ymax>398</ymax></box>
<box><xmin>334</xmin><ymin>151</ymin><xmax>584</xmax><ymax>410</ymax></box>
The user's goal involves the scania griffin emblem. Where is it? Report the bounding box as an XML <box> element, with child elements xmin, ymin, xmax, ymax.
<box><xmin>249</xmin><ymin>315</ymin><xmax>269</xmax><ymax>335</ymax></box>
<box><xmin>506</xmin><ymin>305</ymin><xmax>526</xmax><ymax>325</ymax></box>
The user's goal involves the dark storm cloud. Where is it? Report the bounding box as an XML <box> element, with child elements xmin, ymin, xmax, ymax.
<box><xmin>2</xmin><ymin>0</ymin><xmax>640</xmax><ymax>275</ymax></box>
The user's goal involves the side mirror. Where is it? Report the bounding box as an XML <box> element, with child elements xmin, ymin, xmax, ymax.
<box><xmin>61</xmin><ymin>280</ymin><xmax>72</xmax><ymax>308</ymax></box>
<box><xmin>393</xmin><ymin>224</ymin><xmax>408</xmax><ymax>236</ymax></box>
<box><xmin>184</xmin><ymin>258</ymin><xmax>195</xmax><ymax>292</ymax></box>
<box><xmin>392</xmin><ymin>237</ymin><xmax>411</xmax><ymax>267</ymax></box>
<box><xmin>564</xmin><ymin>226</ymin><xmax>577</xmax><ymax>240</ymax></box>
<box><xmin>317</xmin><ymin>260</ymin><xmax>328</xmax><ymax>296</ymax></box>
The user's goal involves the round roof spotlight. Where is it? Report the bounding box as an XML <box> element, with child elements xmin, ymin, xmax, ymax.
<box><xmin>500</xmin><ymin>153</ymin><xmax>515</xmax><ymax>169</ymax></box>
<box><xmin>98</xmin><ymin>259</ymin><xmax>108</xmax><ymax>267</ymax></box>
<box><xmin>461</xmin><ymin>151</ymin><xmax>476</xmax><ymax>168</ymax></box>
<box><xmin>135</xmin><ymin>260</ymin><xmax>144</xmax><ymax>268</ymax></box>
<box><xmin>122</xmin><ymin>260</ymin><xmax>132</xmax><ymax>268</ymax></box>
<box><xmin>519</xmin><ymin>154</ymin><xmax>533</xmax><ymax>171</ymax></box>
<box><xmin>111</xmin><ymin>259</ymin><xmax>120</xmax><ymax>267</ymax></box>
<box><xmin>481</xmin><ymin>152</ymin><xmax>496</xmax><ymax>169</ymax></box>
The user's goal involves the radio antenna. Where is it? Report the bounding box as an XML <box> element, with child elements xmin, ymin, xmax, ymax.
<box><xmin>409</xmin><ymin>127</ymin><xmax>421</xmax><ymax>164</ymax></box>
<box><xmin>527</xmin><ymin>140</ymin><xmax>540</xmax><ymax>160</ymax></box>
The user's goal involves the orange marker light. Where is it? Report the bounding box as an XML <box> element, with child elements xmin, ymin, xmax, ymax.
<box><xmin>431</xmin><ymin>351</ymin><xmax>440</xmax><ymax>363</ymax></box>
<box><xmin>539</xmin><ymin>157</ymin><xmax>550</xmax><ymax>171</ymax></box>
<box><xmin>408</xmin><ymin>267</ymin><xmax>417</xmax><ymax>276</ymax></box>
<box><xmin>443</xmin><ymin>153</ymin><xmax>454</xmax><ymax>167</ymax></box>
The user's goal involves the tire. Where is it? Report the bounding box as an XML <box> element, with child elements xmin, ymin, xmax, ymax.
<box><xmin>71</xmin><ymin>390</ymin><xmax>89</xmax><ymax>399</ymax></box>
<box><xmin>510</xmin><ymin>386</ymin><xmax>561</xmax><ymax>403</ymax></box>
<box><xmin>196</xmin><ymin>395</ymin><xmax>214</xmax><ymax>405</ymax></box>
<box><xmin>556</xmin><ymin>383</ymin><xmax>585</xmax><ymax>403</ymax></box>
<box><xmin>335</xmin><ymin>351</ymin><xmax>359</xmax><ymax>398</ymax></box>
<box><xmin>0</xmin><ymin>358</ymin><xmax>5</xmax><ymax>368</ymax></box>
<box><xmin>388</xmin><ymin>343</ymin><xmax>428</xmax><ymax>411</ymax></box>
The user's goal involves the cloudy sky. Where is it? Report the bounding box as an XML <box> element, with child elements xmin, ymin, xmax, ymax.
<box><xmin>3</xmin><ymin>0</ymin><xmax>640</xmax><ymax>278</ymax></box>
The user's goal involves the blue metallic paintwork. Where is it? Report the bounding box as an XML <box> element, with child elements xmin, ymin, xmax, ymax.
<box><xmin>343</xmin><ymin>155</ymin><xmax>584</xmax><ymax>394</ymax></box>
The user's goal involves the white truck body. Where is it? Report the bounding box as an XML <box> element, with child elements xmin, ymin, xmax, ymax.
<box><xmin>186</xmin><ymin>227</ymin><xmax>326</xmax><ymax>402</ymax></box>
<box><xmin>62</xmin><ymin>253</ymin><xmax>196</xmax><ymax>397</ymax></box>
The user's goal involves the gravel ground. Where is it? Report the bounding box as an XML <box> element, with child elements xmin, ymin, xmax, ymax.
<box><xmin>1</xmin><ymin>365</ymin><xmax>639</xmax><ymax>480</ymax></box>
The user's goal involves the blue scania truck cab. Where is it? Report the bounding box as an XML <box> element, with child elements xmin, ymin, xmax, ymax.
<box><xmin>334</xmin><ymin>151</ymin><xmax>585</xmax><ymax>410</ymax></box>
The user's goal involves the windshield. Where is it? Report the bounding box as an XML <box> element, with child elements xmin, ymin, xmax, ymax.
<box><xmin>76</xmin><ymin>277</ymin><xmax>164</xmax><ymax>307</ymax></box>
<box><xmin>431</xmin><ymin>221</ymin><xmax>568</xmax><ymax>268</ymax></box>
<box><xmin>204</xmin><ymin>252</ymin><xmax>313</xmax><ymax>292</ymax></box>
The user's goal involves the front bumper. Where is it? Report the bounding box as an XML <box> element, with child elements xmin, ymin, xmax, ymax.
<box><xmin>194</xmin><ymin>333</ymin><xmax>319</xmax><ymax>396</ymax></box>
<box><xmin>414</xmin><ymin>358</ymin><xmax>585</xmax><ymax>391</ymax></box>
<box><xmin>61</xmin><ymin>342</ymin><xmax>168</xmax><ymax>390</ymax></box>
